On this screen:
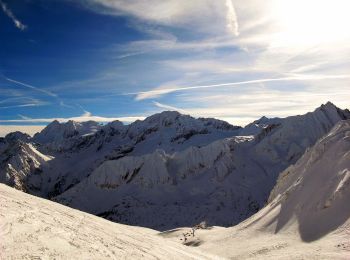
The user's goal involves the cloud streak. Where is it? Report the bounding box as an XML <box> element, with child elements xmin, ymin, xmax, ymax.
<box><xmin>81</xmin><ymin>0</ymin><xmax>240</xmax><ymax>36</ymax></box>
<box><xmin>152</xmin><ymin>101</ymin><xmax>187</xmax><ymax>113</ymax></box>
<box><xmin>0</xmin><ymin>0</ymin><xmax>27</xmax><ymax>30</ymax></box>
<box><xmin>0</xmin><ymin>97</ymin><xmax>48</xmax><ymax>109</ymax></box>
<box><xmin>0</xmin><ymin>103</ymin><xmax>44</xmax><ymax>109</ymax></box>
<box><xmin>225</xmin><ymin>0</ymin><xmax>239</xmax><ymax>36</ymax></box>
<box><xmin>0</xmin><ymin>111</ymin><xmax>145</xmax><ymax>124</ymax></box>
<box><xmin>4</xmin><ymin>77</ymin><xmax>57</xmax><ymax>97</ymax></box>
<box><xmin>132</xmin><ymin>74</ymin><xmax>350</xmax><ymax>100</ymax></box>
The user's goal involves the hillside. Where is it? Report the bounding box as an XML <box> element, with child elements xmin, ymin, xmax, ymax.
<box><xmin>0</xmin><ymin>183</ymin><xmax>210</xmax><ymax>259</ymax></box>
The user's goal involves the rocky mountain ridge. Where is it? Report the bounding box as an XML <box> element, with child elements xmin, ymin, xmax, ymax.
<box><xmin>1</xmin><ymin>102</ymin><xmax>349</xmax><ymax>230</ymax></box>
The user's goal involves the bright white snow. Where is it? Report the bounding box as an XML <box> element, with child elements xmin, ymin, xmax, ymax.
<box><xmin>0</xmin><ymin>183</ymin><xmax>212</xmax><ymax>259</ymax></box>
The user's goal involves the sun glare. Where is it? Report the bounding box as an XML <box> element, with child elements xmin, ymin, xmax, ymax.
<box><xmin>270</xmin><ymin>0</ymin><xmax>350</xmax><ymax>48</ymax></box>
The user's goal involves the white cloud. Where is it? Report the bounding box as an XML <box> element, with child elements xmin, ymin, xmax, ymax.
<box><xmin>0</xmin><ymin>103</ymin><xmax>43</xmax><ymax>109</ymax></box>
<box><xmin>160</xmin><ymin>58</ymin><xmax>252</xmax><ymax>74</ymax></box>
<box><xmin>5</xmin><ymin>77</ymin><xmax>57</xmax><ymax>97</ymax></box>
<box><xmin>132</xmin><ymin>74</ymin><xmax>350</xmax><ymax>100</ymax></box>
<box><xmin>24</xmin><ymin>0</ymin><xmax>349</xmax><ymax>125</ymax></box>
<box><xmin>225</xmin><ymin>0</ymin><xmax>239</xmax><ymax>36</ymax></box>
<box><xmin>0</xmin><ymin>0</ymin><xmax>27</xmax><ymax>31</ymax></box>
<box><xmin>152</xmin><ymin>101</ymin><xmax>187</xmax><ymax>113</ymax></box>
<box><xmin>0</xmin><ymin>111</ymin><xmax>145</xmax><ymax>124</ymax></box>
<box><xmin>0</xmin><ymin>97</ymin><xmax>48</xmax><ymax>109</ymax></box>
<box><xmin>81</xmin><ymin>0</ymin><xmax>239</xmax><ymax>36</ymax></box>
<box><xmin>165</xmin><ymin>83</ymin><xmax>350</xmax><ymax>126</ymax></box>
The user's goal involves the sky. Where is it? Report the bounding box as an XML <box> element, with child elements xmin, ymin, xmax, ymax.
<box><xmin>0</xmin><ymin>0</ymin><xmax>350</xmax><ymax>136</ymax></box>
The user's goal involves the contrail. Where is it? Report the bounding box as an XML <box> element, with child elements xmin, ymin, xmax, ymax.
<box><xmin>5</xmin><ymin>77</ymin><xmax>57</xmax><ymax>97</ymax></box>
<box><xmin>226</xmin><ymin>0</ymin><xmax>239</xmax><ymax>36</ymax></box>
<box><xmin>0</xmin><ymin>104</ymin><xmax>39</xmax><ymax>109</ymax></box>
<box><xmin>133</xmin><ymin>74</ymin><xmax>350</xmax><ymax>100</ymax></box>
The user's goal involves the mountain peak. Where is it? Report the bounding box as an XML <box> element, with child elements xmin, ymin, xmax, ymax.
<box><xmin>145</xmin><ymin>110</ymin><xmax>182</xmax><ymax>121</ymax></box>
<box><xmin>320</xmin><ymin>101</ymin><xmax>337</xmax><ymax>110</ymax></box>
<box><xmin>33</xmin><ymin>119</ymin><xmax>102</xmax><ymax>145</ymax></box>
<box><xmin>47</xmin><ymin>119</ymin><xmax>60</xmax><ymax>127</ymax></box>
<box><xmin>4</xmin><ymin>131</ymin><xmax>31</xmax><ymax>143</ymax></box>
<box><xmin>141</xmin><ymin>111</ymin><xmax>187</xmax><ymax>127</ymax></box>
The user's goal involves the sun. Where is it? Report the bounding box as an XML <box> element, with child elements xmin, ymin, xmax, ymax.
<box><xmin>269</xmin><ymin>0</ymin><xmax>350</xmax><ymax>48</ymax></box>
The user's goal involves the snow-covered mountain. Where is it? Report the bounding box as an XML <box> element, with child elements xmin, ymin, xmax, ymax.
<box><xmin>266</xmin><ymin>119</ymin><xmax>350</xmax><ymax>242</ymax></box>
<box><xmin>1</xmin><ymin>102</ymin><xmax>349</xmax><ymax>230</ymax></box>
<box><xmin>2</xmin><ymin>116</ymin><xmax>349</xmax><ymax>259</ymax></box>
<box><xmin>55</xmin><ymin>102</ymin><xmax>350</xmax><ymax>229</ymax></box>
<box><xmin>177</xmin><ymin>119</ymin><xmax>350</xmax><ymax>259</ymax></box>
<box><xmin>0</xmin><ymin>135</ymin><xmax>53</xmax><ymax>195</ymax></box>
<box><xmin>33</xmin><ymin>120</ymin><xmax>103</xmax><ymax>151</ymax></box>
<box><xmin>31</xmin><ymin>112</ymin><xmax>242</xmax><ymax>198</ymax></box>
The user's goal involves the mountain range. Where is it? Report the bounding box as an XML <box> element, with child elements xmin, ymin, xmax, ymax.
<box><xmin>1</xmin><ymin>101</ymin><xmax>349</xmax><ymax>231</ymax></box>
<box><xmin>1</xmin><ymin>101</ymin><xmax>349</xmax><ymax>259</ymax></box>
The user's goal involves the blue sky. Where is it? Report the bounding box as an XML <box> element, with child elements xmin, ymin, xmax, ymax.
<box><xmin>0</xmin><ymin>0</ymin><xmax>350</xmax><ymax>135</ymax></box>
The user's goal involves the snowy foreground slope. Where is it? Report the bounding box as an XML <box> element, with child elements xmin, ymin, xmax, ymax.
<box><xmin>162</xmin><ymin>120</ymin><xmax>350</xmax><ymax>259</ymax></box>
<box><xmin>0</xmin><ymin>184</ymin><xmax>211</xmax><ymax>259</ymax></box>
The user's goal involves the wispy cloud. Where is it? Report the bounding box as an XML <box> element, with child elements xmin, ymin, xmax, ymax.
<box><xmin>0</xmin><ymin>97</ymin><xmax>48</xmax><ymax>109</ymax></box>
<box><xmin>1</xmin><ymin>0</ymin><xmax>348</xmax><ymax>129</ymax></box>
<box><xmin>0</xmin><ymin>103</ymin><xmax>43</xmax><ymax>109</ymax></box>
<box><xmin>4</xmin><ymin>77</ymin><xmax>57</xmax><ymax>97</ymax></box>
<box><xmin>225</xmin><ymin>0</ymin><xmax>239</xmax><ymax>36</ymax></box>
<box><xmin>0</xmin><ymin>0</ymin><xmax>27</xmax><ymax>31</ymax></box>
<box><xmin>83</xmin><ymin>0</ymin><xmax>239</xmax><ymax>36</ymax></box>
<box><xmin>131</xmin><ymin>74</ymin><xmax>350</xmax><ymax>100</ymax></box>
<box><xmin>149</xmin><ymin>91</ymin><xmax>350</xmax><ymax>126</ymax></box>
<box><xmin>0</xmin><ymin>111</ymin><xmax>145</xmax><ymax>124</ymax></box>
<box><xmin>152</xmin><ymin>101</ymin><xmax>187</xmax><ymax>113</ymax></box>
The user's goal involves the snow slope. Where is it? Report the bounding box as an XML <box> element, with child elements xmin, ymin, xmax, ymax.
<box><xmin>163</xmin><ymin>119</ymin><xmax>350</xmax><ymax>259</ymax></box>
<box><xmin>0</xmin><ymin>184</ymin><xmax>212</xmax><ymax>259</ymax></box>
